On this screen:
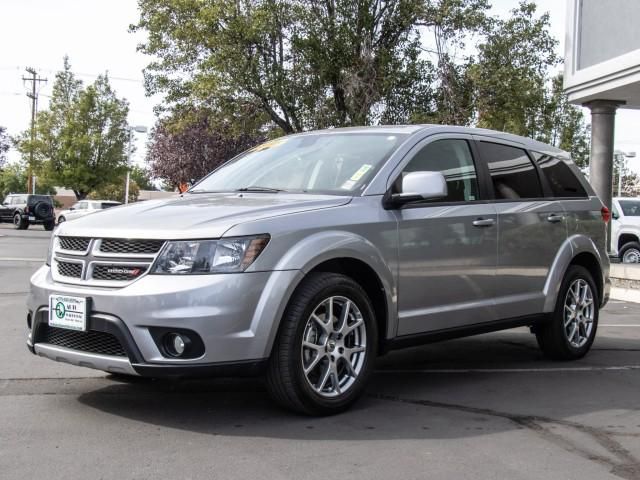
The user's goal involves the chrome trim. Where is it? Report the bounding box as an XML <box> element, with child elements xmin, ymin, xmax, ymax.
<box><xmin>51</xmin><ymin>236</ymin><xmax>165</xmax><ymax>287</ymax></box>
<box><xmin>55</xmin><ymin>236</ymin><xmax>92</xmax><ymax>256</ymax></box>
<box><xmin>33</xmin><ymin>344</ymin><xmax>139</xmax><ymax>376</ymax></box>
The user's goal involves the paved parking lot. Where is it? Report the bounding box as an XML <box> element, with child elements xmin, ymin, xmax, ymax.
<box><xmin>1</xmin><ymin>223</ymin><xmax>639</xmax><ymax>480</ymax></box>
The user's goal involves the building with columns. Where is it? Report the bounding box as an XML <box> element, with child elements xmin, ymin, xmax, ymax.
<box><xmin>564</xmin><ymin>0</ymin><xmax>640</xmax><ymax>219</ymax></box>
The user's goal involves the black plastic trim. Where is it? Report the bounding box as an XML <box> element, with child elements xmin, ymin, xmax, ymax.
<box><xmin>384</xmin><ymin>314</ymin><xmax>551</xmax><ymax>351</ymax></box>
<box><xmin>148</xmin><ymin>326</ymin><xmax>205</xmax><ymax>359</ymax></box>
<box><xmin>131</xmin><ymin>359</ymin><xmax>268</xmax><ymax>378</ymax></box>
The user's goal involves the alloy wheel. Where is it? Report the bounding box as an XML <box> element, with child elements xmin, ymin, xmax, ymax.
<box><xmin>563</xmin><ymin>278</ymin><xmax>594</xmax><ymax>348</ymax></box>
<box><xmin>622</xmin><ymin>248</ymin><xmax>640</xmax><ymax>263</ymax></box>
<box><xmin>300</xmin><ymin>296</ymin><xmax>367</xmax><ymax>398</ymax></box>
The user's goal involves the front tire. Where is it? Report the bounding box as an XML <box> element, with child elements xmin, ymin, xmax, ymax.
<box><xmin>57</xmin><ymin>216</ymin><xmax>66</xmax><ymax>225</ymax></box>
<box><xmin>266</xmin><ymin>272</ymin><xmax>378</xmax><ymax>415</ymax></box>
<box><xmin>536</xmin><ymin>265</ymin><xmax>598</xmax><ymax>360</ymax></box>
<box><xmin>620</xmin><ymin>241</ymin><xmax>640</xmax><ymax>264</ymax></box>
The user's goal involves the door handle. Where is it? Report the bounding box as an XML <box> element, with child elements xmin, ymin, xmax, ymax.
<box><xmin>547</xmin><ymin>214</ymin><xmax>565</xmax><ymax>223</ymax></box>
<box><xmin>472</xmin><ymin>218</ymin><xmax>495</xmax><ymax>227</ymax></box>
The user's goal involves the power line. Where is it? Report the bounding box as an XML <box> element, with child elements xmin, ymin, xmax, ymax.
<box><xmin>22</xmin><ymin>67</ymin><xmax>47</xmax><ymax>194</ymax></box>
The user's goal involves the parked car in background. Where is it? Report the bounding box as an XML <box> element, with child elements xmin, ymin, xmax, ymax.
<box><xmin>27</xmin><ymin>126</ymin><xmax>609</xmax><ymax>415</ymax></box>
<box><xmin>57</xmin><ymin>200</ymin><xmax>121</xmax><ymax>224</ymax></box>
<box><xmin>0</xmin><ymin>194</ymin><xmax>55</xmax><ymax>230</ymax></box>
<box><xmin>611</xmin><ymin>197</ymin><xmax>640</xmax><ymax>263</ymax></box>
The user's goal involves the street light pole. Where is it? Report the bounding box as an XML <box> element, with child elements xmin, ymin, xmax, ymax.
<box><xmin>124</xmin><ymin>125</ymin><xmax>148</xmax><ymax>204</ymax></box>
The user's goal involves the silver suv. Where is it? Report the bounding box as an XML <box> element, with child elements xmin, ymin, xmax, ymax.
<box><xmin>27</xmin><ymin>126</ymin><xmax>610</xmax><ymax>414</ymax></box>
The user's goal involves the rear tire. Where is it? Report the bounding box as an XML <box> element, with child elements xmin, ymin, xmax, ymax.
<box><xmin>536</xmin><ymin>265</ymin><xmax>598</xmax><ymax>360</ymax></box>
<box><xmin>266</xmin><ymin>272</ymin><xmax>378</xmax><ymax>415</ymax></box>
<box><xmin>620</xmin><ymin>241</ymin><xmax>640</xmax><ymax>264</ymax></box>
<box><xmin>44</xmin><ymin>220</ymin><xmax>55</xmax><ymax>231</ymax></box>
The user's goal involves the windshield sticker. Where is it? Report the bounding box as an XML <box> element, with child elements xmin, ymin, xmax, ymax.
<box><xmin>349</xmin><ymin>164</ymin><xmax>372</xmax><ymax>182</ymax></box>
<box><xmin>251</xmin><ymin>138</ymin><xmax>287</xmax><ymax>152</ymax></box>
<box><xmin>340</xmin><ymin>179</ymin><xmax>357</xmax><ymax>190</ymax></box>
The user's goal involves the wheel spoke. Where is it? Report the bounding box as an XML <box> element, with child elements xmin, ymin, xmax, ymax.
<box><xmin>317</xmin><ymin>362</ymin><xmax>332</xmax><ymax>392</ymax></box>
<box><xmin>343</xmin><ymin>317</ymin><xmax>364</xmax><ymax>336</ymax></box>
<box><xmin>326</xmin><ymin>297</ymin><xmax>334</xmax><ymax>327</ymax></box>
<box><xmin>567</xmin><ymin>322</ymin><xmax>578</xmax><ymax>343</ymax></box>
<box><xmin>311</xmin><ymin>314</ymin><xmax>331</xmax><ymax>334</ymax></box>
<box><xmin>337</xmin><ymin>300</ymin><xmax>351</xmax><ymax>333</ymax></box>
<box><xmin>341</xmin><ymin>356</ymin><xmax>357</xmax><ymax>378</ymax></box>
<box><xmin>304</xmin><ymin>352</ymin><xmax>324</xmax><ymax>374</ymax></box>
<box><xmin>345</xmin><ymin>345</ymin><xmax>365</xmax><ymax>357</ymax></box>
<box><xmin>302</xmin><ymin>340</ymin><xmax>322</xmax><ymax>352</ymax></box>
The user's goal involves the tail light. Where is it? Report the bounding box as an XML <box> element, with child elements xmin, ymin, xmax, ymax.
<box><xmin>24</xmin><ymin>205</ymin><xmax>29</xmax><ymax>214</ymax></box>
<box><xmin>601</xmin><ymin>206</ymin><xmax>611</xmax><ymax>223</ymax></box>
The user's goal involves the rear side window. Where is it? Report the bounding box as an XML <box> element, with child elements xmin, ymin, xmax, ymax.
<box><xmin>618</xmin><ymin>200</ymin><xmax>640</xmax><ymax>216</ymax></box>
<box><xmin>29</xmin><ymin>195</ymin><xmax>53</xmax><ymax>204</ymax></box>
<box><xmin>479</xmin><ymin>142</ymin><xmax>543</xmax><ymax>200</ymax></box>
<box><xmin>100</xmin><ymin>202</ymin><xmax>119</xmax><ymax>209</ymax></box>
<box><xmin>531</xmin><ymin>152</ymin><xmax>587</xmax><ymax>198</ymax></box>
<box><xmin>402</xmin><ymin>139</ymin><xmax>479</xmax><ymax>202</ymax></box>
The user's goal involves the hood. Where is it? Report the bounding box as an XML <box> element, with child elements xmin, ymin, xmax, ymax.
<box><xmin>55</xmin><ymin>192</ymin><xmax>351</xmax><ymax>239</ymax></box>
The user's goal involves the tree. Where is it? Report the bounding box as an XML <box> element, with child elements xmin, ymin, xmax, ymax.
<box><xmin>0</xmin><ymin>161</ymin><xmax>57</xmax><ymax>198</ymax></box>
<box><xmin>472</xmin><ymin>1</ymin><xmax>559</xmax><ymax>136</ymax></box>
<box><xmin>132</xmin><ymin>0</ymin><xmax>430</xmax><ymax>132</ymax></box>
<box><xmin>0</xmin><ymin>126</ymin><xmax>10</xmax><ymax>168</ymax></box>
<box><xmin>418</xmin><ymin>0</ymin><xmax>491</xmax><ymax>125</ymax></box>
<box><xmin>129</xmin><ymin>165</ymin><xmax>155</xmax><ymax>191</ymax></box>
<box><xmin>146</xmin><ymin>110</ymin><xmax>263</xmax><ymax>187</ymax></box>
<box><xmin>18</xmin><ymin>58</ymin><xmax>130</xmax><ymax>200</ymax></box>
<box><xmin>89</xmin><ymin>179</ymin><xmax>140</xmax><ymax>203</ymax></box>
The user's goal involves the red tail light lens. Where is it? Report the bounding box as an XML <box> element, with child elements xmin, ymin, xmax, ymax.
<box><xmin>24</xmin><ymin>205</ymin><xmax>29</xmax><ymax>214</ymax></box>
<box><xmin>601</xmin><ymin>206</ymin><xmax>611</xmax><ymax>223</ymax></box>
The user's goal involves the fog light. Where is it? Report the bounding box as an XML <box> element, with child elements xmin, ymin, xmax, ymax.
<box><xmin>164</xmin><ymin>333</ymin><xmax>190</xmax><ymax>357</ymax></box>
<box><xmin>172</xmin><ymin>335</ymin><xmax>185</xmax><ymax>356</ymax></box>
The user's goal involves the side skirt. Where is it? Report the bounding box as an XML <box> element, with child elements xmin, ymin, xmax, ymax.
<box><xmin>384</xmin><ymin>314</ymin><xmax>551</xmax><ymax>352</ymax></box>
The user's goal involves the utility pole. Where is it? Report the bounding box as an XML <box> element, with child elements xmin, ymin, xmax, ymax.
<box><xmin>22</xmin><ymin>67</ymin><xmax>47</xmax><ymax>194</ymax></box>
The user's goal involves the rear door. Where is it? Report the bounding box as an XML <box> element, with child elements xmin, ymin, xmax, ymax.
<box><xmin>475</xmin><ymin>139</ymin><xmax>567</xmax><ymax>319</ymax></box>
<box><xmin>395</xmin><ymin>134</ymin><xmax>498</xmax><ymax>335</ymax></box>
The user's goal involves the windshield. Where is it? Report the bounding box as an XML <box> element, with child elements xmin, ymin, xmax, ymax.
<box><xmin>619</xmin><ymin>200</ymin><xmax>640</xmax><ymax>216</ymax></box>
<box><xmin>190</xmin><ymin>133</ymin><xmax>407</xmax><ymax>195</ymax></box>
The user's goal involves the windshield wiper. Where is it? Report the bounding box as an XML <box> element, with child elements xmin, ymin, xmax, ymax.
<box><xmin>235</xmin><ymin>186</ymin><xmax>285</xmax><ymax>193</ymax></box>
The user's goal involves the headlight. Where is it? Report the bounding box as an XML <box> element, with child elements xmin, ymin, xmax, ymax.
<box><xmin>151</xmin><ymin>235</ymin><xmax>270</xmax><ymax>274</ymax></box>
<box><xmin>46</xmin><ymin>235</ymin><xmax>55</xmax><ymax>266</ymax></box>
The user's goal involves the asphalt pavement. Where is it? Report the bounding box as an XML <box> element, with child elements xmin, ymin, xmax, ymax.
<box><xmin>0</xmin><ymin>223</ymin><xmax>639</xmax><ymax>480</ymax></box>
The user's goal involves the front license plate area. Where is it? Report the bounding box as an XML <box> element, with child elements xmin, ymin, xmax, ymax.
<box><xmin>48</xmin><ymin>295</ymin><xmax>87</xmax><ymax>331</ymax></box>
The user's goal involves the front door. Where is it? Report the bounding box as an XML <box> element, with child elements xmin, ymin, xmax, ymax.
<box><xmin>395</xmin><ymin>136</ymin><xmax>498</xmax><ymax>336</ymax></box>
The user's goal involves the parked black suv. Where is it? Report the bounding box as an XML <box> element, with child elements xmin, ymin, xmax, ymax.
<box><xmin>0</xmin><ymin>194</ymin><xmax>56</xmax><ymax>230</ymax></box>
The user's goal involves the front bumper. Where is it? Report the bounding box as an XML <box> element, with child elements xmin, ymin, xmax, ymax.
<box><xmin>27</xmin><ymin>265</ymin><xmax>302</xmax><ymax>376</ymax></box>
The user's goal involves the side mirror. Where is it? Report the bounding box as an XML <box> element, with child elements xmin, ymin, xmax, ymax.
<box><xmin>1</xmin><ymin>202</ymin><xmax>8</xmax><ymax>206</ymax></box>
<box><xmin>69</xmin><ymin>207</ymin><xmax>75</xmax><ymax>211</ymax></box>
<box><xmin>386</xmin><ymin>171</ymin><xmax>448</xmax><ymax>207</ymax></box>
<box><xmin>612</xmin><ymin>211</ymin><xmax>619</xmax><ymax>220</ymax></box>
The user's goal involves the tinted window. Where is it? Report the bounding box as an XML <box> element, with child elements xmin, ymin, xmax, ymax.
<box><xmin>402</xmin><ymin>139</ymin><xmax>479</xmax><ymax>202</ymax></box>
<box><xmin>531</xmin><ymin>152</ymin><xmax>587</xmax><ymax>198</ymax></box>
<box><xmin>100</xmin><ymin>202</ymin><xmax>119</xmax><ymax>209</ymax></box>
<box><xmin>619</xmin><ymin>200</ymin><xmax>640</xmax><ymax>216</ymax></box>
<box><xmin>479</xmin><ymin>142</ymin><xmax>542</xmax><ymax>200</ymax></box>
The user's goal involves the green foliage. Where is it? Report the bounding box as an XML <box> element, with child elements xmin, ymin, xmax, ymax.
<box><xmin>17</xmin><ymin>57</ymin><xmax>130</xmax><ymax>200</ymax></box>
<box><xmin>89</xmin><ymin>179</ymin><xmax>140</xmax><ymax>203</ymax></box>
<box><xmin>0</xmin><ymin>162</ymin><xmax>57</xmax><ymax>198</ymax></box>
<box><xmin>132</xmin><ymin>0</ymin><xmax>430</xmax><ymax>131</ymax></box>
<box><xmin>129</xmin><ymin>165</ymin><xmax>155</xmax><ymax>191</ymax></box>
<box><xmin>0</xmin><ymin>126</ymin><xmax>10</xmax><ymax>168</ymax></box>
<box><xmin>136</xmin><ymin>0</ymin><xmax>591</xmax><ymax>165</ymax></box>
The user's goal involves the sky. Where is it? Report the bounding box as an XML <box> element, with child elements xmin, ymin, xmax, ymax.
<box><xmin>1</xmin><ymin>0</ymin><xmax>640</xmax><ymax>171</ymax></box>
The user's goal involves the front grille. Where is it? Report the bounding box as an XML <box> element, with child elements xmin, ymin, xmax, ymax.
<box><xmin>92</xmin><ymin>264</ymin><xmax>148</xmax><ymax>281</ymax></box>
<box><xmin>59</xmin><ymin>236</ymin><xmax>91</xmax><ymax>251</ymax></box>
<box><xmin>38</xmin><ymin>325</ymin><xmax>127</xmax><ymax>357</ymax></box>
<box><xmin>100</xmin><ymin>239</ymin><xmax>164</xmax><ymax>255</ymax></box>
<box><xmin>57</xmin><ymin>261</ymin><xmax>82</xmax><ymax>278</ymax></box>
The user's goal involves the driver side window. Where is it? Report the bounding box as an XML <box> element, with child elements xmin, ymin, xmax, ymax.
<box><xmin>401</xmin><ymin>139</ymin><xmax>479</xmax><ymax>203</ymax></box>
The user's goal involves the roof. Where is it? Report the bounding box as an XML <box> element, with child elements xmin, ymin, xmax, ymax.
<box><xmin>301</xmin><ymin>124</ymin><xmax>569</xmax><ymax>157</ymax></box>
